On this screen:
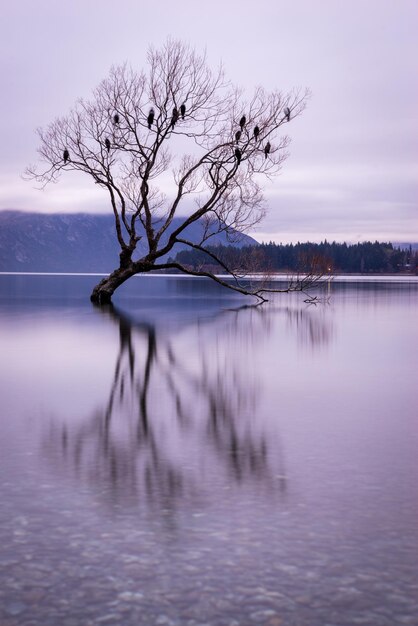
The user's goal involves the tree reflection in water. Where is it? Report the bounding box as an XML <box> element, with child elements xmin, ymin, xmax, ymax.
<box><xmin>43</xmin><ymin>301</ymin><xmax>332</xmax><ymax>513</ymax></box>
<box><xmin>284</xmin><ymin>305</ymin><xmax>333</xmax><ymax>349</ymax></box>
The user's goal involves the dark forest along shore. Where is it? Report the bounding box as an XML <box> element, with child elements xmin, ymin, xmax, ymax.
<box><xmin>0</xmin><ymin>275</ymin><xmax>417</xmax><ymax>626</ymax></box>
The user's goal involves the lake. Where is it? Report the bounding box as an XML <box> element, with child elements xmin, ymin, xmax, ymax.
<box><xmin>0</xmin><ymin>274</ymin><xmax>417</xmax><ymax>626</ymax></box>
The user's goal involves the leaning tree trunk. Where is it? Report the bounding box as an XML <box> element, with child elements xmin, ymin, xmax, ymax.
<box><xmin>90</xmin><ymin>266</ymin><xmax>137</xmax><ymax>304</ymax></box>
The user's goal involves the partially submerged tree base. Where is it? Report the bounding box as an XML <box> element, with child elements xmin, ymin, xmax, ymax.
<box><xmin>90</xmin><ymin>261</ymin><xmax>329</xmax><ymax>305</ymax></box>
<box><xmin>90</xmin><ymin>287</ymin><xmax>115</xmax><ymax>305</ymax></box>
<box><xmin>26</xmin><ymin>40</ymin><xmax>315</xmax><ymax>304</ymax></box>
<box><xmin>90</xmin><ymin>267</ymin><xmax>136</xmax><ymax>304</ymax></box>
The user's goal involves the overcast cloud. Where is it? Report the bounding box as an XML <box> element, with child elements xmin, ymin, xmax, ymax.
<box><xmin>1</xmin><ymin>0</ymin><xmax>417</xmax><ymax>243</ymax></box>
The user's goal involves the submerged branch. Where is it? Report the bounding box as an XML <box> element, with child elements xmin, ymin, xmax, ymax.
<box><xmin>152</xmin><ymin>260</ymin><xmax>327</xmax><ymax>303</ymax></box>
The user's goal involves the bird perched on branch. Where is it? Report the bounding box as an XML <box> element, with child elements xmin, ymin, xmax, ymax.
<box><xmin>239</xmin><ymin>115</ymin><xmax>246</xmax><ymax>129</ymax></box>
<box><xmin>147</xmin><ymin>107</ymin><xmax>155</xmax><ymax>129</ymax></box>
<box><xmin>113</xmin><ymin>113</ymin><xmax>120</xmax><ymax>125</ymax></box>
<box><xmin>180</xmin><ymin>103</ymin><xmax>186</xmax><ymax>119</ymax></box>
<box><xmin>171</xmin><ymin>107</ymin><xmax>179</xmax><ymax>129</ymax></box>
<box><xmin>235</xmin><ymin>130</ymin><xmax>241</xmax><ymax>143</ymax></box>
<box><xmin>253</xmin><ymin>126</ymin><xmax>260</xmax><ymax>140</ymax></box>
<box><xmin>63</xmin><ymin>149</ymin><xmax>69</xmax><ymax>163</ymax></box>
<box><xmin>264</xmin><ymin>141</ymin><xmax>271</xmax><ymax>159</ymax></box>
<box><xmin>235</xmin><ymin>148</ymin><xmax>242</xmax><ymax>164</ymax></box>
<box><xmin>284</xmin><ymin>107</ymin><xmax>290</xmax><ymax>122</ymax></box>
<box><xmin>105</xmin><ymin>138</ymin><xmax>111</xmax><ymax>152</ymax></box>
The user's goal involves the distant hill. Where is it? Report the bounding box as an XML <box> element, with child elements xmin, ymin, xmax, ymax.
<box><xmin>392</xmin><ymin>242</ymin><xmax>418</xmax><ymax>251</ymax></box>
<box><xmin>0</xmin><ymin>211</ymin><xmax>256</xmax><ymax>272</ymax></box>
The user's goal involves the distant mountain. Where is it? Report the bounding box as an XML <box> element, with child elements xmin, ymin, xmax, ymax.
<box><xmin>392</xmin><ymin>242</ymin><xmax>418</xmax><ymax>251</ymax></box>
<box><xmin>0</xmin><ymin>211</ymin><xmax>256</xmax><ymax>273</ymax></box>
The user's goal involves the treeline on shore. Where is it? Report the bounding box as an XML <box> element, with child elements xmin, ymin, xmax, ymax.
<box><xmin>169</xmin><ymin>241</ymin><xmax>417</xmax><ymax>274</ymax></box>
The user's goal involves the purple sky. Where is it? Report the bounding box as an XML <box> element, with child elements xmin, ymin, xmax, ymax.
<box><xmin>1</xmin><ymin>0</ymin><xmax>417</xmax><ymax>243</ymax></box>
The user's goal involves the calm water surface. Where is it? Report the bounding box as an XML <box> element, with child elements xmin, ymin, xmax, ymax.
<box><xmin>0</xmin><ymin>275</ymin><xmax>417</xmax><ymax>626</ymax></box>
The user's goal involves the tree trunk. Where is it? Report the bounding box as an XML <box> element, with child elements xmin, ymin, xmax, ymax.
<box><xmin>90</xmin><ymin>266</ymin><xmax>136</xmax><ymax>304</ymax></box>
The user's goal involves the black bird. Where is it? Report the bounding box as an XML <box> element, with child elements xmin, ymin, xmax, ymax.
<box><xmin>264</xmin><ymin>141</ymin><xmax>271</xmax><ymax>159</ymax></box>
<box><xmin>63</xmin><ymin>149</ymin><xmax>69</xmax><ymax>163</ymax></box>
<box><xmin>113</xmin><ymin>113</ymin><xmax>120</xmax><ymax>125</ymax></box>
<box><xmin>235</xmin><ymin>130</ymin><xmax>241</xmax><ymax>143</ymax></box>
<box><xmin>171</xmin><ymin>107</ymin><xmax>179</xmax><ymax>129</ymax></box>
<box><xmin>284</xmin><ymin>107</ymin><xmax>291</xmax><ymax>122</ymax></box>
<box><xmin>235</xmin><ymin>147</ymin><xmax>242</xmax><ymax>164</ymax></box>
<box><xmin>253</xmin><ymin>125</ymin><xmax>260</xmax><ymax>140</ymax></box>
<box><xmin>239</xmin><ymin>115</ymin><xmax>246</xmax><ymax>129</ymax></box>
<box><xmin>105</xmin><ymin>138</ymin><xmax>111</xmax><ymax>152</ymax></box>
<box><xmin>147</xmin><ymin>107</ymin><xmax>155</xmax><ymax>129</ymax></box>
<box><xmin>180</xmin><ymin>103</ymin><xmax>186</xmax><ymax>119</ymax></box>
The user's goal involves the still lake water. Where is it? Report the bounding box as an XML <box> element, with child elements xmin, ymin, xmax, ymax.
<box><xmin>0</xmin><ymin>274</ymin><xmax>417</xmax><ymax>626</ymax></box>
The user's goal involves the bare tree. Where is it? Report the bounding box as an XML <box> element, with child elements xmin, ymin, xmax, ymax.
<box><xmin>26</xmin><ymin>40</ymin><xmax>311</xmax><ymax>304</ymax></box>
